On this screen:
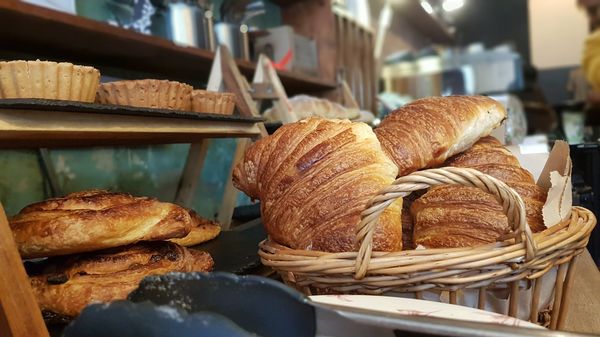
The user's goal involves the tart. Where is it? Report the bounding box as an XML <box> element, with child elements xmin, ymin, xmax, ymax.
<box><xmin>191</xmin><ymin>89</ymin><xmax>236</xmax><ymax>115</ymax></box>
<box><xmin>96</xmin><ymin>79</ymin><xmax>193</xmax><ymax>110</ymax></box>
<box><xmin>0</xmin><ymin>60</ymin><xmax>100</xmax><ymax>102</ymax></box>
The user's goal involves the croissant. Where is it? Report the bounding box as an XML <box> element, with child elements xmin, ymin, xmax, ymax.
<box><xmin>28</xmin><ymin>241</ymin><xmax>213</xmax><ymax>320</ymax></box>
<box><xmin>375</xmin><ymin>96</ymin><xmax>507</xmax><ymax>176</ymax></box>
<box><xmin>10</xmin><ymin>190</ymin><xmax>192</xmax><ymax>258</ymax></box>
<box><xmin>411</xmin><ymin>136</ymin><xmax>547</xmax><ymax>248</ymax></box>
<box><xmin>232</xmin><ymin>117</ymin><xmax>403</xmax><ymax>252</ymax></box>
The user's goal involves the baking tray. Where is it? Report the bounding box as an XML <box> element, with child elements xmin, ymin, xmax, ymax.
<box><xmin>0</xmin><ymin>98</ymin><xmax>264</xmax><ymax>122</ymax></box>
<box><xmin>190</xmin><ymin>218</ymin><xmax>265</xmax><ymax>274</ymax></box>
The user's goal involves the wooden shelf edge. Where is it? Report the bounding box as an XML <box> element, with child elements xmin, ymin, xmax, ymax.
<box><xmin>0</xmin><ymin>109</ymin><xmax>262</xmax><ymax>148</ymax></box>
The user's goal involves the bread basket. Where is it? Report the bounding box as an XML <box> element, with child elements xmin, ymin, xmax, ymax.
<box><xmin>258</xmin><ymin>167</ymin><xmax>596</xmax><ymax>329</ymax></box>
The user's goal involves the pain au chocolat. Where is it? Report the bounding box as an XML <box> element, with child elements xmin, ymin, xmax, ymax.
<box><xmin>29</xmin><ymin>241</ymin><xmax>213</xmax><ymax>320</ymax></box>
<box><xmin>10</xmin><ymin>190</ymin><xmax>192</xmax><ymax>258</ymax></box>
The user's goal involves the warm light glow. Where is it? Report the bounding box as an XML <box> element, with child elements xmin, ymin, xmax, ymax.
<box><xmin>442</xmin><ymin>0</ymin><xmax>465</xmax><ymax>12</ymax></box>
<box><xmin>420</xmin><ymin>1</ymin><xmax>434</xmax><ymax>14</ymax></box>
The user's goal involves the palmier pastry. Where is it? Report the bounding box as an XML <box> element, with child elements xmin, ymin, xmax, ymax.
<box><xmin>10</xmin><ymin>190</ymin><xmax>192</xmax><ymax>258</ymax></box>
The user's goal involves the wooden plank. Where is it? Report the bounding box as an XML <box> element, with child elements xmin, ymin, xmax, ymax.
<box><xmin>562</xmin><ymin>250</ymin><xmax>600</xmax><ymax>334</ymax></box>
<box><xmin>280</xmin><ymin>0</ymin><xmax>337</xmax><ymax>84</ymax></box>
<box><xmin>0</xmin><ymin>2</ymin><xmax>336</xmax><ymax>95</ymax></box>
<box><xmin>217</xmin><ymin>138</ymin><xmax>252</xmax><ymax>229</ymax></box>
<box><xmin>0</xmin><ymin>109</ymin><xmax>262</xmax><ymax>147</ymax></box>
<box><xmin>37</xmin><ymin>148</ymin><xmax>63</xmax><ymax>197</ymax></box>
<box><xmin>174</xmin><ymin>140</ymin><xmax>211</xmax><ymax>208</ymax></box>
<box><xmin>0</xmin><ymin>204</ymin><xmax>49</xmax><ymax>337</ymax></box>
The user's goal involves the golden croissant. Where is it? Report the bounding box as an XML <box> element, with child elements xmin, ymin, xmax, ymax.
<box><xmin>233</xmin><ymin>117</ymin><xmax>403</xmax><ymax>252</ymax></box>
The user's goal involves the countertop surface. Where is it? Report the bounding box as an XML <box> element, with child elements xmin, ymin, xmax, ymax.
<box><xmin>563</xmin><ymin>250</ymin><xmax>600</xmax><ymax>334</ymax></box>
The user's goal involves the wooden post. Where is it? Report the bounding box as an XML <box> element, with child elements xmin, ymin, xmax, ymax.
<box><xmin>0</xmin><ymin>204</ymin><xmax>49</xmax><ymax>337</ymax></box>
<box><xmin>174</xmin><ymin>140</ymin><xmax>211</xmax><ymax>207</ymax></box>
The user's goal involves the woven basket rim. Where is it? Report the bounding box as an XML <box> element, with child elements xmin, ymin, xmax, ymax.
<box><xmin>257</xmin><ymin>166</ymin><xmax>596</xmax><ymax>286</ymax></box>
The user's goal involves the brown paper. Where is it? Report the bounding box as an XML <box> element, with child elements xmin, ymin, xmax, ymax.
<box><xmin>537</xmin><ymin>141</ymin><xmax>573</xmax><ymax>227</ymax></box>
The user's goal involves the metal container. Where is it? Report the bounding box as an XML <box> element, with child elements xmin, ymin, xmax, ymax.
<box><xmin>166</xmin><ymin>2</ymin><xmax>209</xmax><ymax>49</ymax></box>
<box><xmin>214</xmin><ymin>22</ymin><xmax>244</xmax><ymax>59</ymax></box>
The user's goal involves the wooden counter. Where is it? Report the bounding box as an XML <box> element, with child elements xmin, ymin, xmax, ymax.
<box><xmin>563</xmin><ymin>250</ymin><xmax>600</xmax><ymax>334</ymax></box>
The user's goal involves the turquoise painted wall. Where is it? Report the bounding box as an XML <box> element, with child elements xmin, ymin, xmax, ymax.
<box><xmin>0</xmin><ymin>139</ymin><xmax>247</xmax><ymax>218</ymax></box>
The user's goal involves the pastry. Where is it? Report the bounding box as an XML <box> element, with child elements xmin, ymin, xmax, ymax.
<box><xmin>10</xmin><ymin>190</ymin><xmax>192</xmax><ymax>258</ymax></box>
<box><xmin>191</xmin><ymin>89</ymin><xmax>235</xmax><ymax>115</ymax></box>
<box><xmin>232</xmin><ymin>117</ymin><xmax>402</xmax><ymax>252</ymax></box>
<box><xmin>169</xmin><ymin>210</ymin><xmax>221</xmax><ymax>247</ymax></box>
<box><xmin>411</xmin><ymin>185</ymin><xmax>512</xmax><ymax>248</ymax></box>
<box><xmin>263</xmin><ymin>95</ymin><xmax>360</xmax><ymax>121</ymax></box>
<box><xmin>29</xmin><ymin>241</ymin><xmax>213</xmax><ymax>320</ymax></box>
<box><xmin>0</xmin><ymin>60</ymin><xmax>100</xmax><ymax>102</ymax></box>
<box><xmin>95</xmin><ymin>79</ymin><xmax>192</xmax><ymax>110</ymax></box>
<box><xmin>444</xmin><ymin>136</ymin><xmax>547</xmax><ymax>232</ymax></box>
<box><xmin>411</xmin><ymin>136</ymin><xmax>547</xmax><ymax>248</ymax></box>
<box><xmin>375</xmin><ymin>95</ymin><xmax>507</xmax><ymax>176</ymax></box>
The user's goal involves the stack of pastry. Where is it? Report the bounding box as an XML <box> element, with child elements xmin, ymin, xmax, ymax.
<box><xmin>233</xmin><ymin>95</ymin><xmax>547</xmax><ymax>254</ymax></box>
<box><xmin>9</xmin><ymin>190</ymin><xmax>220</xmax><ymax>322</ymax></box>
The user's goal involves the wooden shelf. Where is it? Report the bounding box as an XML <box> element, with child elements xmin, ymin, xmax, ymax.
<box><xmin>0</xmin><ymin>107</ymin><xmax>263</xmax><ymax>148</ymax></box>
<box><xmin>0</xmin><ymin>1</ymin><xmax>336</xmax><ymax>95</ymax></box>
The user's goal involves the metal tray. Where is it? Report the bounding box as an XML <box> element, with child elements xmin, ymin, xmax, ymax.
<box><xmin>0</xmin><ymin>98</ymin><xmax>263</xmax><ymax>123</ymax></box>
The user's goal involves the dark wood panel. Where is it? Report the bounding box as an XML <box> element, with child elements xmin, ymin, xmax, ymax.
<box><xmin>0</xmin><ymin>1</ymin><xmax>335</xmax><ymax>95</ymax></box>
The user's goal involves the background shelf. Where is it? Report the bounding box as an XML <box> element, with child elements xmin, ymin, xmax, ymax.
<box><xmin>0</xmin><ymin>1</ymin><xmax>337</xmax><ymax>95</ymax></box>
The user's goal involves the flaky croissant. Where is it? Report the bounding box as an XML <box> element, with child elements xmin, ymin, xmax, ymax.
<box><xmin>10</xmin><ymin>190</ymin><xmax>192</xmax><ymax>258</ymax></box>
<box><xmin>411</xmin><ymin>136</ymin><xmax>547</xmax><ymax>248</ymax></box>
<box><xmin>233</xmin><ymin>117</ymin><xmax>403</xmax><ymax>252</ymax></box>
<box><xmin>375</xmin><ymin>96</ymin><xmax>507</xmax><ymax>176</ymax></box>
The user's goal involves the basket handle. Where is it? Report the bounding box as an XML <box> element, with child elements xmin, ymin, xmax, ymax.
<box><xmin>354</xmin><ymin>167</ymin><xmax>536</xmax><ymax>279</ymax></box>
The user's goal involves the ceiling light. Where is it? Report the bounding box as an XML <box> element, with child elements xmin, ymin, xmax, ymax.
<box><xmin>442</xmin><ymin>0</ymin><xmax>464</xmax><ymax>12</ymax></box>
<box><xmin>420</xmin><ymin>1</ymin><xmax>434</xmax><ymax>14</ymax></box>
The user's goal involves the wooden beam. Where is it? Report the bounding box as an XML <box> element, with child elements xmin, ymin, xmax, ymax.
<box><xmin>217</xmin><ymin>138</ymin><xmax>252</xmax><ymax>229</ymax></box>
<box><xmin>0</xmin><ymin>204</ymin><xmax>49</xmax><ymax>337</ymax></box>
<box><xmin>174</xmin><ymin>140</ymin><xmax>211</xmax><ymax>208</ymax></box>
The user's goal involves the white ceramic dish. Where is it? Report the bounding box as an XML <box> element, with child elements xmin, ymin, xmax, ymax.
<box><xmin>310</xmin><ymin>295</ymin><xmax>543</xmax><ymax>329</ymax></box>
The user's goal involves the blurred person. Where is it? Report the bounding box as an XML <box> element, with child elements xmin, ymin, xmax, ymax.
<box><xmin>580</xmin><ymin>0</ymin><xmax>600</xmax><ymax>126</ymax></box>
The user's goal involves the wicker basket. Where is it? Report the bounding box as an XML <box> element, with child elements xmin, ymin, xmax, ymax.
<box><xmin>258</xmin><ymin>167</ymin><xmax>596</xmax><ymax>329</ymax></box>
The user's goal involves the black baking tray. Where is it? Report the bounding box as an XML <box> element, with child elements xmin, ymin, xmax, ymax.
<box><xmin>190</xmin><ymin>218</ymin><xmax>266</xmax><ymax>275</ymax></box>
<box><xmin>0</xmin><ymin>98</ymin><xmax>264</xmax><ymax>122</ymax></box>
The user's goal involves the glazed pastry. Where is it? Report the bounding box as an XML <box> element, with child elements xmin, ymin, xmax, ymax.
<box><xmin>0</xmin><ymin>60</ymin><xmax>100</xmax><ymax>102</ymax></box>
<box><xmin>10</xmin><ymin>190</ymin><xmax>192</xmax><ymax>258</ymax></box>
<box><xmin>375</xmin><ymin>96</ymin><xmax>507</xmax><ymax>176</ymax></box>
<box><xmin>96</xmin><ymin>79</ymin><xmax>192</xmax><ymax>110</ymax></box>
<box><xmin>169</xmin><ymin>210</ymin><xmax>221</xmax><ymax>247</ymax></box>
<box><xmin>29</xmin><ymin>241</ymin><xmax>213</xmax><ymax>320</ymax></box>
<box><xmin>191</xmin><ymin>89</ymin><xmax>235</xmax><ymax>115</ymax></box>
<box><xmin>233</xmin><ymin>117</ymin><xmax>402</xmax><ymax>252</ymax></box>
<box><xmin>411</xmin><ymin>136</ymin><xmax>547</xmax><ymax>248</ymax></box>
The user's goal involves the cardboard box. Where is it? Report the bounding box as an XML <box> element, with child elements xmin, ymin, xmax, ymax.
<box><xmin>253</xmin><ymin>26</ymin><xmax>319</xmax><ymax>75</ymax></box>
